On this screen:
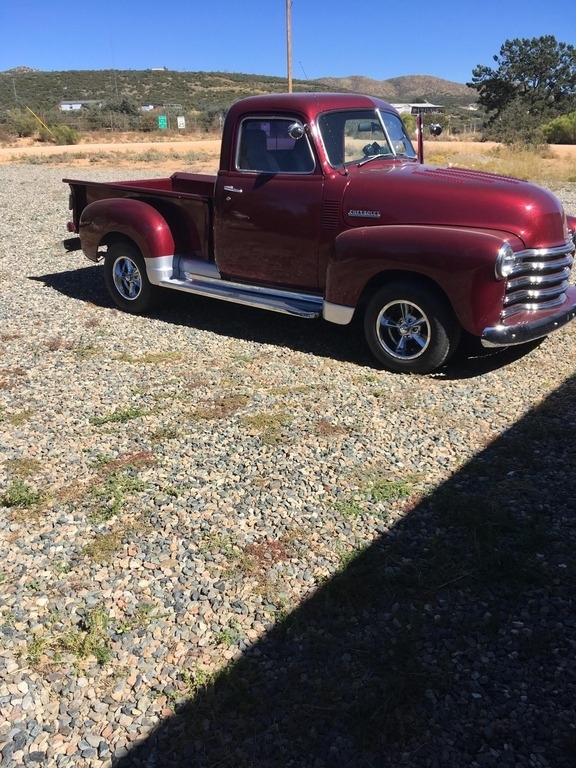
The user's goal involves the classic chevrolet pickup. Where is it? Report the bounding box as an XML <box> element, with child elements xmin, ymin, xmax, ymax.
<box><xmin>63</xmin><ymin>92</ymin><xmax>576</xmax><ymax>373</ymax></box>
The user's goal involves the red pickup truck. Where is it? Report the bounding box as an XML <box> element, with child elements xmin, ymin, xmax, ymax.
<box><xmin>64</xmin><ymin>92</ymin><xmax>576</xmax><ymax>374</ymax></box>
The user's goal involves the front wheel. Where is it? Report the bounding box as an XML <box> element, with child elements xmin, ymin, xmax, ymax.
<box><xmin>104</xmin><ymin>241</ymin><xmax>161</xmax><ymax>314</ymax></box>
<box><xmin>363</xmin><ymin>281</ymin><xmax>461</xmax><ymax>374</ymax></box>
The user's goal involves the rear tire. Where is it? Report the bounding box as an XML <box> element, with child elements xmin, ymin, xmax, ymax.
<box><xmin>364</xmin><ymin>281</ymin><xmax>461</xmax><ymax>374</ymax></box>
<box><xmin>104</xmin><ymin>241</ymin><xmax>161</xmax><ymax>314</ymax></box>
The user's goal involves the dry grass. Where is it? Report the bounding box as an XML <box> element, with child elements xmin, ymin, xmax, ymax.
<box><xmin>426</xmin><ymin>140</ymin><xmax>576</xmax><ymax>184</ymax></box>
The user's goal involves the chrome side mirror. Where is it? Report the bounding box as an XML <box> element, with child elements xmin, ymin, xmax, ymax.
<box><xmin>288</xmin><ymin>122</ymin><xmax>306</xmax><ymax>140</ymax></box>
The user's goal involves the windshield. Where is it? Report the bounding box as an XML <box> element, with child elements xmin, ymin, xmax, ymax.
<box><xmin>318</xmin><ymin>108</ymin><xmax>416</xmax><ymax>167</ymax></box>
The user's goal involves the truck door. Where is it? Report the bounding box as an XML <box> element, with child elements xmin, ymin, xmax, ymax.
<box><xmin>214</xmin><ymin>116</ymin><xmax>324</xmax><ymax>291</ymax></box>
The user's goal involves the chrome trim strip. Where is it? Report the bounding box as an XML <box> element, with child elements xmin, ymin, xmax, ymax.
<box><xmin>159</xmin><ymin>270</ymin><xmax>323</xmax><ymax>319</ymax></box>
<box><xmin>514</xmin><ymin>239</ymin><xmax>575</xmax><ymax>262</ymax></box>
<box><xmin>501</xmin><ymin>294</ymin><xmax>566</xmax><ymax>319</ymax></box>
<box><xmin>322</xmin><ymin>301</ymin><xmax>355</xmax><ymax>325</ymax></box>
<box><xmin>506</xmin><ymin>268</ymin><xmax>571</xmax><ymax>292</ymax></box>
<box><xmin>144</xmin><ymin>255</ymin><xmax>174</xmax><ymax>285</ymax></box>
<box><xmin>504</xmin><ymin>280</ymin><xmax>569</xmax><ymax>307</ymax></box>
<box><xmin>175</xmin><ymin>256</ymin><xmax>221</xmax><ymax>280</ymax></box>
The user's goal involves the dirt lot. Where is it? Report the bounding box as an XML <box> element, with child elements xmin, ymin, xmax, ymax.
<box><xmin>0</xmin><ymin>136</ymin><xmax>223</xmax><ymax>172</ymax></box>
<box><xmin>1</xmin><ymin>136</ymin><xmax>575</xmax><ymax>174</ymax></box>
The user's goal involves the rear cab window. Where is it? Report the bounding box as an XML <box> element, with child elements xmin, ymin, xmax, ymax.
<box><xmin>236</xmin><ymin>117</ymin><xmax>315</xmax><ymax>174</ymax></box>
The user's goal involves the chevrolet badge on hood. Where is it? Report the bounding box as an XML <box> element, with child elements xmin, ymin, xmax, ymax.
<box><xmin>348</xmin><ymin>209</ymin><xmax>381</xmax><ymax>218</ymax></box>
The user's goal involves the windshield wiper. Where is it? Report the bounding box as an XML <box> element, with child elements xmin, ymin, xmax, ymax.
<box><xmin>357</xmin><ymin>152</ymin><xmax>392</xmax><ymax>168</ymax></box>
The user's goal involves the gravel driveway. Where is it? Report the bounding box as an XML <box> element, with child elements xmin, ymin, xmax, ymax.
<box><xmin>1</xmin><ymin>165</ymin><xmax>576</xmax><ymax>767</ymax></box>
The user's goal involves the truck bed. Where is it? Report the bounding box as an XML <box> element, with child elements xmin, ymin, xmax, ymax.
<box><xmin>65</xmin><ymin>172</ymin><xmax>217</xmax><ymax>262</ymax></box>
<box><xmin>64</xmin><ymin>171</ymin><xmax>216</xmax><ymax>197</ymax></box>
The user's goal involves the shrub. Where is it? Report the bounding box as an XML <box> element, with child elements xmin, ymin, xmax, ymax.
<box><xmin>7</xmin><ymin>108</ymin><xmax>37</xmax><ymax>138</ymax></box>
<box><xmin>542</xmin><ymin>112</ymin><xmax>576</xmax><ymax>144</ymax></box>
<box><xmin>38</xmin><ymin>124</ymin><xmax>81</xmax><ymax>144</ymax></box>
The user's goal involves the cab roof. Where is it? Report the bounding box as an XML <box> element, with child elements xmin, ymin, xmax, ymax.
<box><xmin>220</xmin><ymin>92</ymin><xmax>400</xmax><ymax>171</ymax></box>
<box><xmin>225</xmin><ymin>92</ymin><xmax>397</xmax><ymax>123</ymax></box>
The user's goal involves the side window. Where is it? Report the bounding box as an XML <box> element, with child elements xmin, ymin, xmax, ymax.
<box><xmin>237</xmin><ymin>118</ymin><xmax>315</xmax><ymax>174</ymax></box>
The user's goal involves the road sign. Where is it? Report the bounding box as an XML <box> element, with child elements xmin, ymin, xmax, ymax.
<box><xmin>158</xmin><ymin>115</ymin><xmax>168</xmax><ymax>129</ymax></box>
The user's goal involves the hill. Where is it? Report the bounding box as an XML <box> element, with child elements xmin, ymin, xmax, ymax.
<box><xmin>317</xmin><ymin>74</ymin><xmax>475</xmax><ymax>106</ymax></box>
<box><xmin>0</xmin><ymin>68</ymin><xmax>476</xmax><ymax>115</ymax></box>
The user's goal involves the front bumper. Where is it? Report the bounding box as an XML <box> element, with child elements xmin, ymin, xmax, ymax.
<box><xmin>481</xmin><ymin>289</ymin><xmax>576</xmax><ymax>348</ymax></box>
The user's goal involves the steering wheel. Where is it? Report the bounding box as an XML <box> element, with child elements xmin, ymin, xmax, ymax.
<box><xmin>362</xmin><ymin>141</ymin><xmax>381</xmax><ymax>156</ymax></box>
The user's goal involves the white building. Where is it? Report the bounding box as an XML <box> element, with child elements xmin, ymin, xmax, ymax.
<box><xmin>392</xmin><ymin>102</ymin><xmax>444</xmax><ymax>115</ymax></box>
<box><xmin>59</xmin><ymin>100</ymin><xmax>102</xmax><ymax>111</ymax></box>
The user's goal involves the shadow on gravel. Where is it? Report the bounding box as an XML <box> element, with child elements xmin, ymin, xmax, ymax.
<box><xmin>113</xmin><ymin>372</ymin><xmax>576</xmax><ymax>768</ymax></box>
<box><xmin>31</xmin><ymin>266</ymin><xmax>542</xmax><ymax>375</ymax></box>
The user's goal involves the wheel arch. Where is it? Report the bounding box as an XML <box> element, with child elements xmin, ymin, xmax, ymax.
<box><xmin>79</xmin><ymin>198</ymin><xmax>175</xmax><ymax>262</ymax></box>
<box><xmin>356</xmin><ymin>269</ymin><xmax>454</xmax><ymax>318</ymax></box>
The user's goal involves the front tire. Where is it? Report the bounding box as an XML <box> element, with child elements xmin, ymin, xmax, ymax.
<box><xmin>364</xmin><ymin>281</ymin><xmax>460</xmax><ymax>374</ymax></box>
<box><xmin>104</xmin><ymin>241</ymin><xmax>161</xmax><ymax>314</ymax></box>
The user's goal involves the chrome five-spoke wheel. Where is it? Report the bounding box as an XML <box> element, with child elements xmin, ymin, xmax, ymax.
<box><xmin>112</xmin><ymin>254</ymin><xmax>143</xmax><ymax>301</ymax></box>
<box><xmin>104</xmin><ymin>241</ymin><xmax>162</xmax><ymax>314</ymax></box>
<box><xmin>363</xmin><ymin>281</ymin><xmax>461</xmax><ymax>374</ymax></box>
<box><xmin>376</xmin><ymin>299</ymin><xmax>431</xmax><ymax>361</ymax></box>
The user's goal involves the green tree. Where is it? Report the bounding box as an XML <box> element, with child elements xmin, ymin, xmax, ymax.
<box><xmin>468</xmin><ymin>36</ymin><xmax>576</xmax><ymax>142</ymax></box>
<box><xmin>7</xmin><ymin>108</ymin><xmax>37</xmax><ymax>138</ymax></box>
<box><xmin>106</xmin><ymin>97</ymin><xmax>140</xmax><ymax>116</ymax></box>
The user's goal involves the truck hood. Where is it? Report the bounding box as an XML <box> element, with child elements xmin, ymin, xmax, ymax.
<box><xmin>342</xmin><ymin>162</ymin><xmax>568</xmax><ymax>247</ymax></box>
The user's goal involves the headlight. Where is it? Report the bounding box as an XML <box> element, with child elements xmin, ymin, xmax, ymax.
<box><xmin>495</xmin><ymin>242</ymin><xmax>517</xmax><ymax>280</ymax></box>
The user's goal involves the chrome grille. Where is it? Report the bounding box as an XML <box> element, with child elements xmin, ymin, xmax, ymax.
<box><xmin>502</xmin><ymin>239</ymin><xmax>575</xmax><ymax>318</ymax></box>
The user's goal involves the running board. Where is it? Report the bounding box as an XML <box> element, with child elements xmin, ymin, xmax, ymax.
<box><xmin>159</xmin><ymin>274</ymin><xmax>323</xmax><ymax>319</ymax></box>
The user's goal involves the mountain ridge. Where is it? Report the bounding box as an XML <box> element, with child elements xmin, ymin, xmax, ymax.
<box><xmin>0</xmin><ymin>68</ymin><xmax>476</xmax><ymax>113</ymax></box>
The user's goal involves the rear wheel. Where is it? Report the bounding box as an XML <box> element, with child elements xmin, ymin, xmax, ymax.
<box><xmin>104</xmin><ymin>241</ymin><xmax>161</xmax><ymax>313</ymax></box>
<box><xmin>364</xmin><ymin>281</ymin><xmax>460</xmax><ymax>374</ymax></box>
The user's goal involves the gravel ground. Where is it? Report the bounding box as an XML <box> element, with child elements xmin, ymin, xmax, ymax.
<box><xmin>1</xmin><ymin>165</ymin><xmax>576</xmax><ymax>767</ymax></box>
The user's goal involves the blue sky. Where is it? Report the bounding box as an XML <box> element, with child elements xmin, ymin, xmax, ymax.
<box><xmin>1</xmin><ymin>0</ymin><xmax>574</xmax><ymax>85</ymax></box>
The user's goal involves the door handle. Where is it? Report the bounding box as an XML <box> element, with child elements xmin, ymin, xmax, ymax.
<box><xmin>224</xmin><ymin>185</ymin><xmax>243</xmax><ymax>194</ymax></box>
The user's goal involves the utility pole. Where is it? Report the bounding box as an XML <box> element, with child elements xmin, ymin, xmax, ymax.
<box><xmin>286</xmin><ymin>0</ymin><xmax>293</xmax><ymax>93</ymax></box>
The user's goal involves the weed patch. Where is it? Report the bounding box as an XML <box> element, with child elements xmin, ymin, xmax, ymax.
<box><xmin>26</xmin><ymin>604</ymin><xmax>112</xmax><ymax>667</ymax></box>
<box><xmin>334</xmin><ymin>473</ymin><xmax>418</xmax><ymax>518</ymax></box>
<box><xmin>6</xmin><ymin>409</ymin><xmax>34</xmax><ymax>426</ymax></box>
<box><xmin>115</xmin><ymin>602</ymin><xmax>163</xmax><ymax>635</ymax></box>
<box><xmin>4</xmin><ymin>457</ymin><xmax>42</xmax><ymax>478</ymax></box>
<box><xmin>114</xmin><ymin>351</ymin><xmax>184</xmax><ymax>364</ymax></box>
<box><xmin>83</xmin><ymin>451</ymin><xmax>155</xmax><ymax>523</ymax></box>
<box><xmin>89</xmin><ymin>406</ymin><xmax>145</xmax><ymax>426</ymax></box>
<box><xmin>45</xmin><ymin>337</ymin><xmax>77</xmax><ymax>352</ymax></box>
<box><xmin>189</xmin><ymin>393</ymin><xmax>249</xmax><ymax>420</ymax></box>
<box><xmin>82</xmin><ymin>531</ymin><xmax>122</xmax><ymax>563</ymax></box>
<box><xmin>1</xmin><ymin>478</ymin><xmax>44</xmax><ymax>509</ymax></box>
<box><xmin>241</xmin><ymin>410</ymin><xmax>291</xmax><ymax>444</ymax></box>
<box><xmin>87</xmin><ymin>471</ymin><xmax>148</xmax><ymax>523</ymax></box>
<box><xmin>149</xmin><ymin>425</ymin><xmax>180</xmax><ymax>443</ymax></box>
<box><xmin>0</xmin><ymin>366</ymin><xmax>26</xmax><ymax>389</ymax></box>
<box><xmin>313</xmin><ymin>418</ymin><xmax>348</xmax><ymax>437</ymax></box>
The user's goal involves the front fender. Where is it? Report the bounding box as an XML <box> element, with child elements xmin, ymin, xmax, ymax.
<box><xmin>326</xmin><ymin>224</ymin><xmax>524</xmax><ymax>336</ymax></box>
<box><xmin>79</xmin><ymin>198</ymin><xmax>175</xmax><ymax>262</ymax></box>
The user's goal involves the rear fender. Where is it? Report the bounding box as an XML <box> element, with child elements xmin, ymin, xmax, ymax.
<box><xmin>326</xmin><ymin>224</ymin><xmax>524</xmax><ymax>335</ymax></box>
<box><xmin>79</xmin><ymin>198</ymin><xmax>175</xmax><ymax>263</ymax></box>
